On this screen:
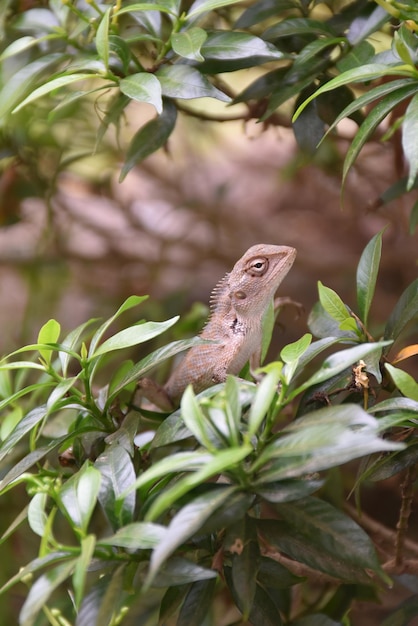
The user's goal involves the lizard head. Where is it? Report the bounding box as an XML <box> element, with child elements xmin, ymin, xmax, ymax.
<box><xmin>229</xmin><ymin>244</ymin><xmax>296</xmax><ymax>317</ymax></box>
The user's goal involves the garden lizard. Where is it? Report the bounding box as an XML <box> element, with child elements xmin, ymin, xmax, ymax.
<box><xmin>138</xmin><ymin>244</ymin><xmax>297</xmax><ymax>410</ymax></box>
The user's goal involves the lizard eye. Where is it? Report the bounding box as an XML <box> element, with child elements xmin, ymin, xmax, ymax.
<box><xmin>246</xmin><ymin>257</ymin><xmax>269</xmax><ymax>276</ymax></box>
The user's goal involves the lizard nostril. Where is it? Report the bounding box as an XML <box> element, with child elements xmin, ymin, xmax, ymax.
<box><xmin>234</xmin><ymin>290</ymin><xmax>247</xmax><ymax>299</ymax></box>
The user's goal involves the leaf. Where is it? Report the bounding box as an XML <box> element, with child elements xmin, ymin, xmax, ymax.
<box><xmin>317</xmin><ymin>281</ymin><xmax>351</xmax><ymax>324</ymax></box>
<box><xmin>258</xmin><ymin>498</ymin><xmax>382</xmax><ymax>582</ymax></box>
<box><xmin>59</xmin><ymin>318</ymin><xmax>97</xmax><ymax>376</ymax></box>
<box><xmin>392</xmin><ymin>344</ymin><xmax>418</xmax><ymax>364</ymax></box>
<box><xmin>28</xmin><ymin>492</ymin><xmax>48</xmax><ymax>537</ymax></box>
<box><xmin>19</xmin><ymin>560</ymin><xmax>77</xmax><ymax>626</ymax></box>
<box><xmin>59</xmin><ymin>463</ymin><xmax>101</xmax><ymax>533</ymax></box>
<box><xmin>346</xmin><ymin>5</ymin><xmax>389</xmax><ymax>45</ymax></box>
<box><xmin>385</xmin><ymin>364</ymin><xmax>418</xmax><ymax>402</ymax></box>
<box><xmin>144</xmin><ymin>447</ymin><xmax>252</xmax><ymax>521</ymax></box>
<box><xmin>356</xmin><ymin>230</ymin><xmax>383</xmax><ymax>326</ymax></box>
<box><xmin>37</xmin><ymin>318</ymin><xmax>60</xmax><ymax>365</ymax></box>
<box><xmin>120</xmin><ymin>98</ymin><xmax>177</xmax><ymax>181</ymax></box>
<box><xmin>12</xmin><ymin>72</ymin><xmax>106</xmax><ymax>114</ymax></box>
<box><xmin>403</xmin><ymin>93</ymin><xmax>418</xmax><ymax>190</ymax></box>
<box><xmin>88</xmin><ymin>295</ymin><xmax>148</xmax><ymax>357</ymax></box>
<box><xmin>95</xmin><ymin>445</ymin><xmax>136</xmax><ymax>530</ymax></box>
<box><xmin>171</xmin><ymin>27</ymin><xmax>207</xmax><ymax>62</ymax></box>
<box><xmin>154</xmin><ymin>556</ymin><xmax>216</xmax><ymax>587</ymax></box>
<box><xmin>229</xmin><ymin>516</ymin><xmax>260</xmax><ymax>619</ymax></box>
<box><xmin>225</xmin><ymin>568</ymin><xmax>283</xmax><ymax>626</ymax></box>
<box><xmin>235</xmin><ymin>0</ymin><xmax>299</xmax><ymax>28</ymax></box>
<box><xmin>46</xmin><ymin>376</ymin><xmax>79</xmax><ymax>412</ymax></box>
<box><xmin>0</xmin><ymin>52</ymin><xmax>63</xmax><ymax>118</ymax></box>
<box><xmin>384</xmin><ymin>279</ymin><xmax>418</xmax><ymax>344</ymax></box>
<box><xmin>0</xmin><ymin>405</ymin><xmax>47</xmax><ymax>464</ymax></box>
<box><xmin>76</xmin><ymin>568</ymin><xmax>126</xmax><ymax>626</ymax></box>
<box><xmin>255</xmin><ymin>478</ymin><xmax>323</xmax><ymax>503</ymax></box>
<box><xmin>147</xmin><ymin>487</ymin><xmax>235</xmax><ymax>584</ymax></box>
<box><xmin>187</xmin><ymin>0</ymin><xmax>242</xmax><ymax>19</ymax></box>
<box><xmin>92</xmin><ymin>317</ymin><xmax>178</xmax><ymax>357</ymax></box>
<box><xmin>119</xmin><ymin>72</ymin><xmax>163</xmax><ymax>114</ymax></box>
<box><xmin>116</xmin><ymin>2</ymin><xmax>178</xmax><ymax>17</ymax></box>
<box><xmin>263</xmin><ymin>17</ymin><xmax>336</xmax><ymax>41</ymax></box>
<box><xmin>247</xmin><ymin>364</ymin><xmax>281</xmax><ymax>437</ymax></box>
<box><xmin>96</xmin><ymin>7</ymin><xmax>111</xmax><ymax>68</ymax></box>
<box><xmin>177</xmin><ymin>579</ymin><xmax>217</xmax><ymax>626</ymax></box>
<box><xmin>98</xmin><ymin>522</ymin><xmax>167</xmax><ymax>549</ymax></box>
<box><xmin>156</xmin><ymin>65</ymin><xmax>230</xmax><ymax>101</ymax></box>
<box><xmin>257</xmin><ymin>555</ymin><xmax>303</xmax><ymax>588</ymax></box>
<box><xmin>180</xmin><ymin>385</ymin><xmax>215</xmax><ymax>449</ymax></box>
<box><xmin>293</xmin><ymin>97</ymin><xmax>326</xmax><ymax>153</ymax></box>
<box><xmin>73</xmin><ymin>535</ymin><xmax>96</xmax><ymax>609</ymax></box>
<box><xmin>293</xmin><ymin>64</ymin><xmax>415</xmax><ymax>122</ymax></box>
<box><xmin>201</xmin><ymin>30</ymin><xmax>283</xmax><ymax>61</ymax></box>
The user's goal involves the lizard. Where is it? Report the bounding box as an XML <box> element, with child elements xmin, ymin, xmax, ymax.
<box><xmin>138</xmin><ymin>244</ymin><xmax>297</xmax><ymax>410</ymax></box>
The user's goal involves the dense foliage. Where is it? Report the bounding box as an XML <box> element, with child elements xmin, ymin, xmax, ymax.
<box><xmin>0</xmin><ymin>232</ymin><xmax>417</xmax><ymax>624</ymax></box>
<box><xmin>1</xmin><ymin>0</ymin><xmax>418</xmax><ymax>220</ymax></box>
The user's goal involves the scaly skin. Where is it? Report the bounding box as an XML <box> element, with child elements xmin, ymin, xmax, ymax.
<box><xmin>161</xmin><ymin>244</ymin><xmax>296</xmax><ymax>407</ymax></box>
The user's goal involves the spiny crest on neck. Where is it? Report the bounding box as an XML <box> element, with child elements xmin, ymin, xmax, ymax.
<box><xmin>208</xmin><ymin>272</ymin><xmax>231</xmax><ymax>315</ymax></box>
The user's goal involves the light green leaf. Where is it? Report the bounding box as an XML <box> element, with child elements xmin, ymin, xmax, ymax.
<box><xmin>145</xmin><ymin>446</ymin><xmax>252</xmax><ymax>521</ymax></box>
<box><xmin>385</xmin><ymin>364</ymin><xmax>418</xmax><ymax>402</ymax></box>
<box><xmin>92</xmin><ymin>317</ymin><xmax>178</xmax><ymax>357</ymax></box>
<box><xmin>46</xmin><ymin>376</ymin><xmax>78</xmax><ymax>412</ymax></box>
<box><xmin>96</xmin><ymin>7</ymin><xmax>111</xmax><ymax>68</ymax></box>
<box><xmin>59</xmin><ymin>463</ymin><xmax>101</xmax><ymax>533</ymax></box>
<box><xmin>0</xmin><ymin>405</ymin><xmax>47</xmax><ymax>463</ymax></box>
<box><xmin>187</xmin><ymin>0</ymin><xmax>241</xmax><ymax>19</ymax></box>
<box><xmin>356</xmin><ymin>231</ymin><xmax>383</xmax><ymax>325</ymax></box>
<box><xmin>98</xmin><ymin>522</ymin><xmax>167</xmax><ymax>549</ymax></box>
<box><xmin>156</xmin><ymin>65</ymin><xmax>230</xmax><ymax>101</ymax></box>
<box><xmin>59</xmin><ymin>318</ymin><xmax>98</xmax><ymax>377</ymax></box>
<box><xmin>181</xmin><ymin>385</ymin><xmax>215</xmax><ymax>449</ymax></box>
<box><xmin>73</xmin><ymin>535</ymin><xmax>96</xmax><ymax>609</ymax></box>
<box><xmin>120</xmin><ymin>73</ymin><xmax>163</xmax><ymax>114</ymax></box>
<box><xmin>28</xmin><ymin>492</ymin><xmax>48</xmax><ymax>537</ymax></box>
<box><xmin>403</xmin><ymin>93</ymin><xmax>418</xmax><ymax>190</ymax></box>
<box><xmin>247</xmin><ymin>365</ymin><xmax>281</xmax><ymax>437</ymax></box>
<box><xmin>172</xmin><ymin>27</ymin><xmax>207</xmax><ymax>61</ymax></box>
<box><xmin>88</xmin><ymin>294</ymin><xmax>148</xmax><ymax>356</ymax></box>
<box><xmin>318</xmin><ymin>281</ymin><xmax>351</xmax><ymax>323</ymax></box>
<box><xmin>12</xmin><ymin>73</ymin><xmax>103</xmax><ymax>114</ymax></box>
<box><xmin>116</xmin><ymin>2</ymin><xmax>178</xmax><ymax>17</ymax></box>
<box><xmin>37</xmin><ymin>318</ymin><xmax>60</xmax><ymax>365</ymax></box>
<box><xmin>120</xmin><ymin>99</ymin><xmax>177</xmax><ymax>181</ymax></box>
<box><xmin>281</xmin><ymin>334</ymin><xmax>313</xmax><ymax>384</ymax></box>
<box><xmin>95</xmin><ymin>444</ymin><xmax>136</xmax><ymax>529</ymax></box>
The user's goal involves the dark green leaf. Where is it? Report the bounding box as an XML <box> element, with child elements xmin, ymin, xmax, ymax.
<box><xmin>153</xmin><ymin>556</ymin><xmax>217</xmax><ymax>587</ymax></box>
<box><xmin>120</xmin><ymin>99</ymin><xmax>177</xmax><ymax>181</ymax></box>
<box><xmin>356</xmin><ymin>230</ymin><xmax>383</xmax><ymax>325</ymax></box>
<box><xmin>95</xmin><ymin>444</ymin><xmax>136</xmax><ymax>529</ymax></box>
<box><xmin>255</xmin><ymin>478</ymin><xmax>323</xmax><ymax>503</ymax></box>
<box><xmin>187</xmin><ymin>0</ymin><xmax>241</xmax><ymax>19</ymax></box>
<box><xmin>225</xmin><ymin>567</ymin><xmax>283</xmax><ymax>626</ymax></box>
<box><xmin>257</xmin><ymin>556</ymin><xmax>303</xmax><ymax>588</ymax></box>
<box><xmin>233</xmin><ymin>67</ymin><xmax>288</xmax><ymax>103</ymax></box>
<box><xmin>235</xmin><ymin>0</ymin><xmax>299</xmax><ymax>28</ymax></box>
<box><xmin>258</xmin><ymin>515</ymin><xmax>375</xmax><ymax>582</ymax></box>
<box><xmin>346</xmin><ymin>5</ymin><xmax>389</xmax><ymax>45</ymax></box>
<box><xmin>229</xmin><ymin>516</ymin><xmax>260</xmax><ymax>619</ymax></box>
<box><xmin>73</xmin><ymin>535</ymin><xmax>96</xmax><ymax>609</ymax></box>
<box><xmin>76</xmin><ymin>567</ymin><xmax>126</xmax><ymax>626</ymax></box>
<box><xmin>337</xmin><ymin>40</ymin><xmax>375</xmax><ymax>72</ymax></box>
<box><xmin>177</xmin><ymin>578</ymin><xmax>217</xmax><ymax>626</ymax></box>
<box><xmin>159</xmin><ymin>585</ymin><xmax>190</xmax><ymax>624</ymax></box>
<box><xmin>120</xmin><ymin>72</ymin><xmax>163</xmax><ymax>114</ymax></box>
<box><xmin>156</xmin><ymin>65</ymin><xmax>230</xmax><ymax>101</ymax></box>
<box><xmin>264</xmin><ymin>17</ymin><xmax>336</xmax><ymax>41</ymax></box>
<box><xmin>384</xmin><ymin>279</ymin><xmax>418</xmax><ymax>344</ymax></box>
<box><xmin>403</xmin><ymin>93</ymin><xmax>418</xmax><ymax>190</ymax></box>
<box><xmin>361</xmin><ymin>443</ymin><xmax>418</xmax><ymax>482</ymax></box>
<box><xmin>292</xmin><ymin>97</ymin><xmax>325</xmax><ymax>153</ymax></box>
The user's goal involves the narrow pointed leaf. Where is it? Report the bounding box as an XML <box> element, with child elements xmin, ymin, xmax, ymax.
<box><xmin>384</xmin><ymin>279</ymin><xmax>418</xmax><ymax>344</ymax></box>
<box><xmin>356</xmin><ymin>231</ymin><xmax>383</xmax><ymax>325</ymax></box>
<box><xmin>403</xmin><ymin>93</ymin><xmax>418</xmax><ymax>190</ymax></box>
<box><xmin>385</xmin><ymin>364</ymin><xmax>418</xmax><ymax>401</ymax></box>
<box><xmin>157</xmin><ymin>65</ymin><xmax>230</xmax><ymax>101</ymax></box>
<box><xmin>120</xmin><ymin>73</ymin><xmax>162</xmax><ymax>113</ymax></box>
<box><xmin>92</xmin><ymin>317</ymin><xmax>178</xmax><ymax>357</ymax></box>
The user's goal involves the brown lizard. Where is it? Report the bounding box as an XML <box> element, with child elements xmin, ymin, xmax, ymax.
<box><xmin>138</xmin><ymin>244</ymin><xmax>297</xmax><ymax>410</ymax></box>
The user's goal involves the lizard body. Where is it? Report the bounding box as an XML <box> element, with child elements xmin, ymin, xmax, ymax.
<box><xmin>152</xmin><ymin>244</ymin><xmax>296</xmax><ymax>408</ymax></box>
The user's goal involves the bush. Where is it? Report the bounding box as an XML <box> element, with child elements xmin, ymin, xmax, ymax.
<box><xmin>0</xmin><ymin>232</ymin><xmax>417</xmax><ymax>625</ymax></box>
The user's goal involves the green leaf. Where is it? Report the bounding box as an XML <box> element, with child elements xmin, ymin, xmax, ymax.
<box><xmin>258</xmin><ymin>496</ymin><xmax>384</xmax><ymax>581</ymax></box>
<box><xmin>384</xmin><ymin>278</ymin><xmax>418</xmax><ymax>344</ymax></box>
<box><xmin>356</xmin><ymin>230</ymin><xmax>383</xmax><ymax>325</ymax></box>
<box><xmin>144</xmin><ymin>446</ymin><xmax>252</xmax><ymax>521</ymax></box>
<box><xmin>281</xmin><ymin>333</ymin><xmax>312</xmax><ymax>366</ymax></box>
<box><xmin>156</xmin><ymin>65</ymin><xmax>230</xmax><ymax>101</ymax></box>
<box><xmin>116</xmin><ymin>2</ymin><xmax>178</xmax><ymax>17</ymax></box>
<box><xmin>28</xmin><ymin>492</ymin><xmax>48</xmax><ymax>537</ymax></box>
<box><xmin>120</xmin><ymin>98</ymin><xmax>177</xmax><ymax>181</ymax></box>
<box><xmin>0</xmin><ymin>405</ymin><xmax>47</xmax><ymax>463</ymax></box>
<box><xmin>264</xmin><ymin>17</ymin><xmax>336</xmax><ymax>41</ymax></box>
<box><xmin>92</xmin><ymin>317</ymin><xmax>178</xmax><ymax>358</ymax></box>
<box><xmin>293</xmin><ymin>64</ymin><xmax>415</xmax><ymax>122</ymax></box>
<box><xmin>235</xmin><ymin>0</ymin><xmax>299</xmax><ymax>28</ymax></box>
<box><xmin>98</xmin><ymin>521</ymin><xmax>167</xmax><ymax>549</ymax></box>
<box><xmin>59</xmin><ymin>463</ymin><xmax>101</xmax><ymax>533</ymax></box>
<box><xmin>119</xmin><ymin>72</ymin><xmax>163</xmax><ymax>114</ymax></box>
<box><xmin>255</xmin><ymin>478</ymin><xmax>323</xmax><ymax>503</ymax></box>
<box><xmin>225</xmin><ymin>568</ymin><xmax>283</xmax><ymax>626</ymax></box>
<box><xmin>46</xmin><ymin>376</ymin><xmax>79</xmax><ymax>412</ymax></box>
<box><xmin>154</xmin><ymin>556</ymin><xmax>216</xmax><ymax>587</ymax></box>
<box><xmin>187</xmin><ymin>0</ymin><xmax>242</xmax><ymax>19</ymax></box>
<box><xmin>96</xmin><ymin>7</ymin><xmax>111</xmax><ymax>69</ymax></box>
<box><xmin>95</xmin><ymin>445</ymin><xmax>136</xmax><ymax>529</ymax></box>
<box><xmin>147</xmin><ymin>487</ymin><xmax>233</xmax><ymax>583</ymax></box>
<box><xmin>171</xmin><ymin>27</ymin><xmax>207</xmax><ymax>61</ymax></box>
<box><xmin>12</xmin><ymin>72</ymin><xmax>106</xmax><ymax>114</ymax></box>
<box><xmin>19</xmin><ymin>560</ymin><xmax>77</xmax><ymax>626</ymax></box>
<box><xmin>177</xmin><ymin>579</ymin><xmax>217</xmax><ymax>626</ymax></box>
<box><xmin>59</xmin><ymin>318</ymin><xmax>97</xmax><ymax>377</ymax></box>
<box><xmin>37</xmin><ymin>318</ymin><xmax>60</xmax><ymax>365</ymax></box>
<box><xmin>385</xmin><ymin>364</ymin><xmax>418</xmax><ymax>401</ymax></box>
<box><xmin>346</xmin><ymin>5</ymin><xmax>389</xmax><ymax>46</ymax></box>
<box><xmin>247</xmin><ymin>364</ymin><xmax>281</xmax><ymax>437</ymax></box>
<box><xmin>308</xmin><ymin>302</ymin><xmax>358</xmax><ymax>341</ymax></box>
<box><xmin>201</xmin><ymin>30</ymin><xmax>283</xmax><ymax>61</ymax></box>
<box><xmin>317</xmin><ymin>281</ymin><xmax>351</xmax><ymax>324</ymax></box>
<box><xmin>73</xmin><ymin>534</ymin><xmax>96</xmax><ymax>609</ymax></box>
<box><xmin>88</xmin><ymin>295</ymin><xmax>148</xmax><ymax>357</ymax></box>
<box><xmin>403</xmin><ymin>93</ymin><xmax>418</xmax><ymax>190</ymax></box>
<box><xmin>229</xmin><ymin>516</ymin><xmax>260</xmax><ymax>620</ymax></box>
<box><xmin>0</xmin><ymin>52</ymin><xmax>63</xmax><ymax>119</ymax></box>
<box><xmin>180</xmin><ymin>385</ymin><xmax>215</xmax><ymax>449</ymax></box>
<box><xmin>77</xmin><ymin>567</ymin><xmax>126</xmax><ymax>626</ymax></box>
